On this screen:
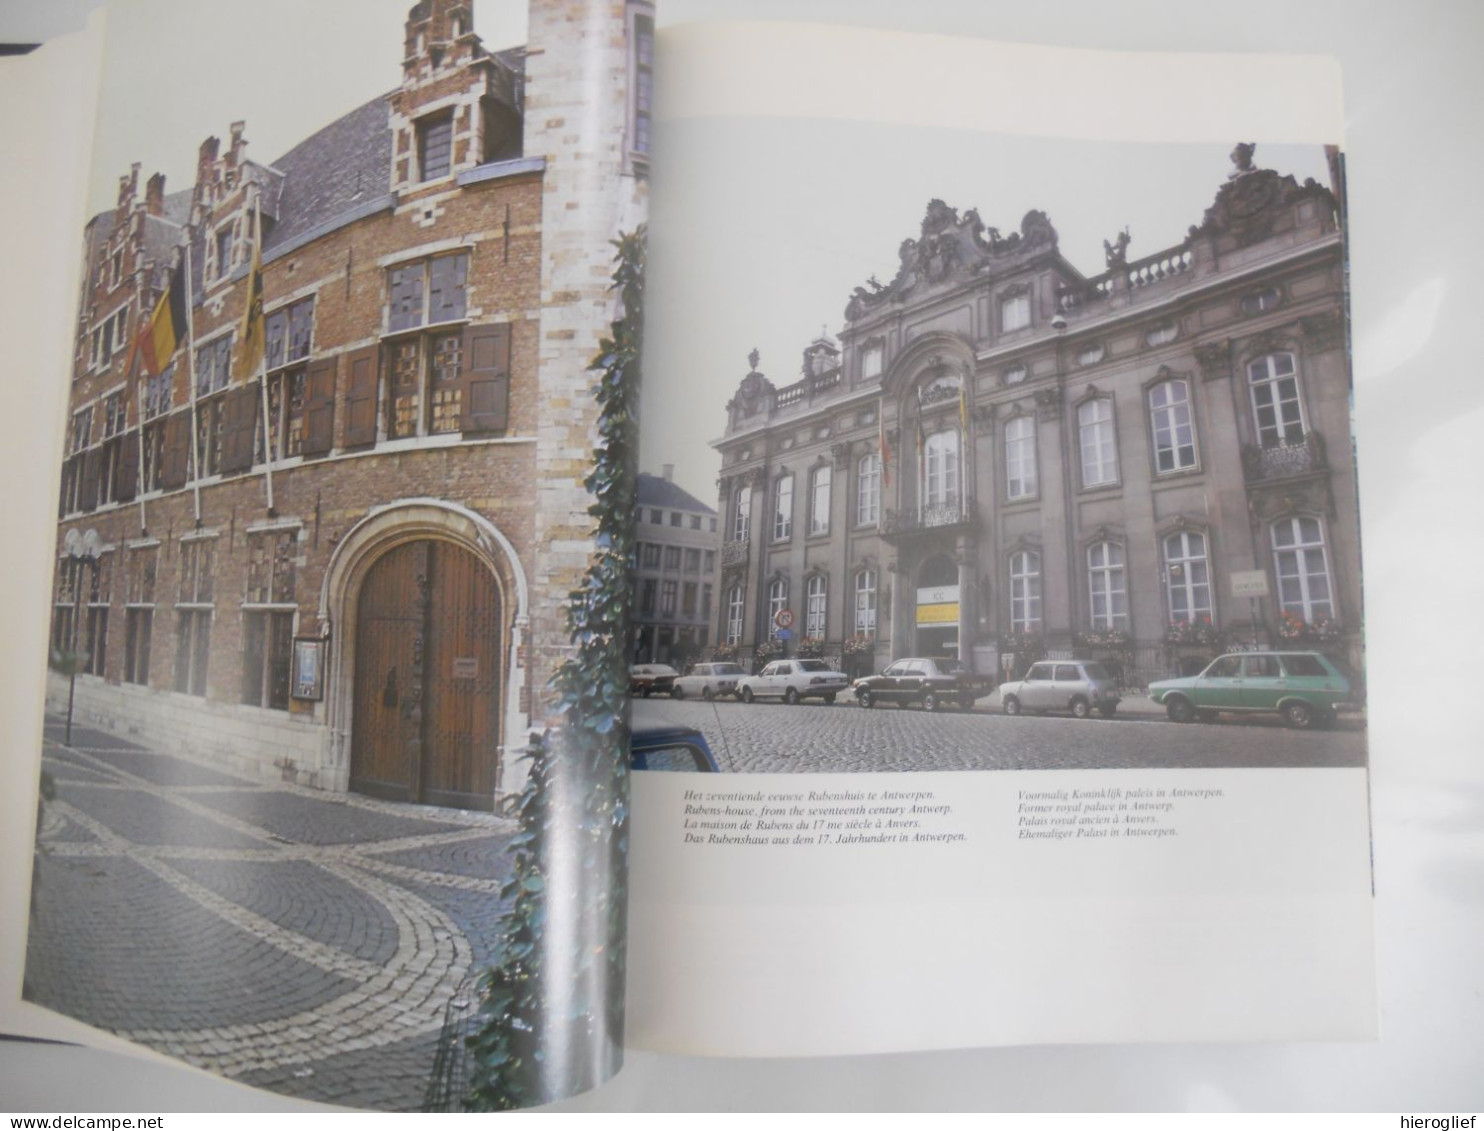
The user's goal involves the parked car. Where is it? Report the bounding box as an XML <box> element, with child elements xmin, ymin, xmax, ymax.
<box><xmin>852</xmin><ymin>657</ymin><xmax>994</xmax><ymax>711</ymax></box>
<box><xmin>630</xmin><ymin>724</ymin><xmax>720</xmax><ymax>771</ymax></box>
<box><xmin>1148</xmin><ymin>651</ymin><xmax>1351</xmax><ymax>729</ymax></box>
<box><xmin>737</xmin><ymin>659</ymin><xmax>851</xmax><ymax>705</ymax></box>
<box><xmin>628</xmin><ymin>663</ymin><xmax>678</xmax><ymax>697</ymax></box>
<box><xmin>672</xmin><ymin>661</ymin><xmax>746</xmax><ymax>700</ymax></box>
<box><xmin>999</xmin><ymin>660</ymin><xmax>1121</xmax><ymax>718</ymax></box>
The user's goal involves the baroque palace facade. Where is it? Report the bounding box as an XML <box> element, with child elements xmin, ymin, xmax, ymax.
<box><xmin>48</xmin><ymin>0</ymin><xmax>651</xmax><ymax>808</ymax></box>
<box><xmin>712</xmin><ymin>147</ymin><xmax>1359</xmax><ymax>686</ymax></box>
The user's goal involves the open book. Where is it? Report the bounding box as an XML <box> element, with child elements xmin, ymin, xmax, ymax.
<box><xmin>1</xmin><ymin>0</ymin><xmax>1375</xmax><ymax>1113</ymax></box>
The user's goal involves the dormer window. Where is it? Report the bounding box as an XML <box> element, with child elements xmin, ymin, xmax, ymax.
<box><xmin>1000</xmin><ymin>289</ymin><xmax>1031</xmax><ymax>333</ymax></box>
<box><xmin>418</xmin><ymin>112</ymin><xmax>454</xmax><ymax>182</ymax></box>
<box><xmin>110</xmin><ymin>249</ymin><xmax>123</xmax><ymax>289</ymax></box>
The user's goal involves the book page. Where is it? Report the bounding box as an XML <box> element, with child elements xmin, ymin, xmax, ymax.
<box><xmin>2</xmin><ymin>0</ymin><xmax>647</xmax><ymax>1112</ymax></box>
<box><xmin>627</xmin><ymin>20</ymin><xmax>1373</xmax><ymax>1056</ymax></box>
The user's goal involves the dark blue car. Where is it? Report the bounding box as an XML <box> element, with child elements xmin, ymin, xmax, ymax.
<box><xmin>629</xmin><ymin>724</ymin><xmax>720</xmax><ymax>772</ymax></box>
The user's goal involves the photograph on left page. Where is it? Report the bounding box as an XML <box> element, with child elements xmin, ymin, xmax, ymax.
<box><xmin>20</xmin><ymin>0</ymin><xmax>649</xmax><ymax>1111</ymax></box>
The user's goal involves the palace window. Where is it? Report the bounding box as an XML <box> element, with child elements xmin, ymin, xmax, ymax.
<box><xmin>641</xmin><ymin>543</ymin><xmax>660</xmax><ymax>568</ymax></box>
<box><xmin>806</xmin><ymin>575</ymin><xmax>827</xmax><ymax>638</ymax></box>
<box><xmin>664</xmin><ymin>545</ymin><xmax>681</xmax><ymax>570</ymax></box>
<box><xmin>174</xmin><ymin>537</ymin><xmax>215</xmax><ymax>697</ymax></box>
<box><xmin>809</xmin><ymin>466</ymin><xmax>831</xmax><ymax>536</ymax></box>
<box><xmin>726</xmin><ymin>585</ymin><xmax>745</xmax><ymax>645</ymax></box>
<box><xmin>684</xmin><ymin>548</ymin><xmax>701</xmax><ymax>573</ymax></box>
<box><xmin>1248</xmin><ymin>352</ymin><xmax>1306</xmax><ymax>448</ymax></box>
<box><xmin>1146</xmin><ymin>322</ymin><xmax>1178</xmax><ymax>347</ymax></box>
<box><xmin>96</xmin><ymin>392</ymin><xmax>127</xmax><ymax>507</ymax></box>
<box><xmin>1163</xmin><ymin>530</ymin><xmax>1212</xmax><ymax>625</ymax></box>
<box><xmin>1004</xmin><ymin>363</ymin><xmax>1028</xmax><ymax>386</ymax></box>
<box><xmin>702</xmin><ymin>583</ymin><xmax>713</xmax><ymax>619</ymax></box>
<box><xmin>660</xmin><ymin>579</ymin><xmax>678</xmax><ymax>617</ymax></box>
<box><xmin>1005</xmin><ymin>416</ymin><xmax>1037</xmax><ymax>500</ymax></box>
<box><xmin>263</xmin><ymin>299</ymin><xmax>317</xmax><ymax>459</ymax></box>
<box><xmin>1010</xmin><ymin>550</ymin><xmax>1042</xmax><ymax>633</ymax></box>
<box><xmin>773</xmin><ymin>474</ymin><xmax>793</xmax><ymax>541</ymax></box>
<box><xmin>140</xmin><ymin>366</ymin><xmax>173</xmax><ymax>493</ymax></box>
<box><xmin>854</xmin><ymin>569</ymin><xmax>877</xmax><ymax>637</ymax></box>
<box><xmin>861</xmin><ymin>343</ymin><xmax>884</xmax><ymax>380</ymax></box>
<box><xmin>732</xmin><ymin>485</ymin><xmax>751</xmax><ymax>542</ymax></box>
<box><xmin>682</xmin><ymin>582</ymin><xmax>698</xmax><ymax>617</ymax></box>
<box><xmin>1149</xmin><ymin>378</ymin><xmax>1198</xmax><ymax>473</ymax></box>
<box><xmin>1241</xmin><ymin>286</ymin><xmax>1282</xmax><ymax>315</ymax></box>
<box><xmin>924</xmin><ymin>429</ymin><xmax>959</xmax><ymax>509</ymax></box>
<box><xmin>1271</xmin><ymin>516</ymin><xmax>1333</xmax><ymax>622</ymax></box>
<box><xmin>856</xmin><ymin>453</ymin><xmax>880</xmax><ymax>526</ymax></box>
<box><xmin>1078</xmin><ymin>398</ymin><xmax>1118</xmax><ymax>487</ymax></box>
<box><xmin>703</xmin><ymin>550</ymin><xmax>715</xmax><ymax>573</ymax></box>
<box><xmin>767</xmin><ymin>578</ymin><xmax>789</xmax><ymax>640</ymax></box>
<box><xmin>1087</xmin><ymin>541</ymin><xmax>1128</xmax><ymax>631</ymax></box>
<box><xmin>1000</xmin><ymin>290</ymin><xmax>1030</xmax><ymax>332</ymax></box>
<box><xmin>640</xmin><ymin>579</ymin><xmax>656</xmax><ymax>615</ymax></box>
<box><xmin>1076</xmin><ymin>342</ymin><xmax>1106</xmax><ymax>366</ymax></box>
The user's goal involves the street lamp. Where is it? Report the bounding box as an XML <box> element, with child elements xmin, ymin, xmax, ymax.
<box><xmin>61</xmin><ymin>527</ymin><xmax>102</xmax><ymax>746</ymax></box>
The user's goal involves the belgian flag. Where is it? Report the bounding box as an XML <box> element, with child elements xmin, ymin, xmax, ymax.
<box><xmin>137</xmin><ymin>266</ymin><xmax>186</xmax><ymax>376</ymax></box>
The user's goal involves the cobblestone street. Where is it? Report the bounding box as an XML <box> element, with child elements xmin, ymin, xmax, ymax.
<box><xmin>631</xmin><ymin>694</ymin><xmax>1367</xmax><ymax>773</ymax></box>
<box><xmin>26</xmin><ymin>718</ymin><xmax>518</xmax><ymax>1112</ymax></box>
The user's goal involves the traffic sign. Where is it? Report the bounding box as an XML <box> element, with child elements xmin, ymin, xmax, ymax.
<box><xmin>774</xmin><ymin>608</ymin><xmax>794</xmax><ymax>629</ymax></box>
<box><xmin>776</xmin><ymin>628</ymin><xmax>792</xmax><ymax>642</ymax></box>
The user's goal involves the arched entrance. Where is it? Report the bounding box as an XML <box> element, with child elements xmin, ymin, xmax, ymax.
<box><xmin>350</xmin><ymin>538</ymin><xmax>501</xmax><ymax>809</ymax></box>
<box><xmin>915</xmin><ymin>554</ymin><xmax>960</xmax><ymax>659</ymax></box>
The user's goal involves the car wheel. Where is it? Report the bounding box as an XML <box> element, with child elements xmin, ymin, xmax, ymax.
<box><xmin>741</xmin><ymin>687</ymin><xmax>755</xmax><ymax>704</ymax></box>
<box><xmin>672</xmin><ymin>685</ymin><xmax>684</xmax><ymax>700</ymax></box>
<box><xmin>1166</xmin><ymin>696</ymin><xmax>1195</xmax><ymax>724</ymax></box>
<box><xmin>858</xmin><ymin>689</ymin><xmax>874</xmax><ymax>709</ymax></box>
<box><xmin>1283</xmin><ymin>701</ymin><xmax>1314</xmax><ymax>729</ymax></box>
<box><xmin>642</xmin><ymin>686</ymin><xmax>653</xmax><ymax>698</ymax></box>
<box><xmin>1003</xmin><ymin>695</ymin><xmax>1021</xmax><ymax>716</ymax></box>
<box><xmin>921</xmin><ymin>691</ymin><xmax>939</xmax><ymax>713</ymax></box>
<box><xmin>823</xmin><ymin>693</ymin><xmax>836</xmax><ymax>705</ymax></box>
<box><xmin>1098</xmin><ymin>705</ymin><xmax>1117</xmax><ymax>718</ymax></box>
<box><xmin>1070</xmin><ymin>697</ymin><xmax>1090</xmax><ymax>719</ymax></box>
<box><xmin>959</xmin><ymin>696</ymin><xmax>975</xmax><ymax>711</ymax></box>
<box><xmin>784</xmin><ymin>687</ymin><xmax>800</xmax><ymax>706</ymax></box>
<box><xmin>701</xmin><ymin>687</ymin><xmax>714</xmax><ymax>701</ymax></box>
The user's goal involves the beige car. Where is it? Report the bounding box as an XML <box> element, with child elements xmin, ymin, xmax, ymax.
<box><xmin>999</xmin><ymin>660</ymin><xmax>1122</xmax><ymax>719</ymax></box>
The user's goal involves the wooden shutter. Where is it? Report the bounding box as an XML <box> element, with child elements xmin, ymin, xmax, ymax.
<box><xmin>160</xmin><ymin>413</ymin><xmax>190</xmax><ymax>490</ymax></box>
<box><xmin>460</xmin><ymin>323</ymin><xmax>511</xmax><ymax>434</ymax></box>
<box><xmin>301</xmin><ymin>356</ymin><xmax>337</xmax><ymax>457</ymax></box>
<box><xmin>219</xmin><ymin>381</ymin><xmax>260</xmax><ymax>475</ymax></box>
<box><xmin>116</xmin><ymin>433</ymin><xmax>139</xmax><ymax>502</ymax></box>
<box><xmin>344</xmin><ymin>345</ymin><xmax>380</xmax><ymax>447</ymax></box>
<box><xmin>78</xmin><ymin>448</ymin><xmax>100</xmax><ymax>512</ymax></box>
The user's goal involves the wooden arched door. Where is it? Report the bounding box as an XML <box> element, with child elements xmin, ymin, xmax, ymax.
<box><xmin>350</xmin><ymin>539</ymin><xmax>501</xmax><ymax>809</ymax></box>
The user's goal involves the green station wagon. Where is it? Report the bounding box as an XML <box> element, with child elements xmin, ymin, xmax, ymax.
<box><xmin>1148</xmin><ymin>651</ymin><xmax>1352</xmax><ymax>729</ymax></box>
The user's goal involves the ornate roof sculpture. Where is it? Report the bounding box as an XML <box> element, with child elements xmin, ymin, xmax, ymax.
<box><xmin>844</xmin><ymin>199</ymin><xmax>1059</xmax><ymax>322</ymax></box>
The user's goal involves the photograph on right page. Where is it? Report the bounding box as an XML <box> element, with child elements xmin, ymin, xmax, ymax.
<box><xmin>633</xmin><ymin>116</ymin><xmax>1363</xmax><ymax>778</ymax></box>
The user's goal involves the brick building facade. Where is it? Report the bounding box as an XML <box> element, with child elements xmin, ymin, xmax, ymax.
<box><xmin>712</xmin><ymin>148</ymin><xmax>1360</xmax><ymax>688</ymax></box>
<box><xmin>48</xmin><ymin>0</ymin><xmax>651</xmax><ymax>808</ymax></box>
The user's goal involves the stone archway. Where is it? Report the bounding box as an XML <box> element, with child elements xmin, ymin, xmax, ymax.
<box><xmin>319</xmin><ymin>500</ymin><xmax>529</xmax><ymax>805</ymax></box>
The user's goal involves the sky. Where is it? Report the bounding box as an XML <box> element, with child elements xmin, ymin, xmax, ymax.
<box><xmin>640</xmin><ymin>117</ymin><xmax>1330</xmax><ymax>505</ymax></box>
<box><xmin>83</xmin><ymin>0</ymin><xmax>526</xmax><ymax>215</ymax></box>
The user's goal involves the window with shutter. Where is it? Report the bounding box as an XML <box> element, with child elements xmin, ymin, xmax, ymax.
<box><xmin>343</xmin><ymin>345</ymin><xmax>380</xmax><ymax>447</ymax></box>
<box><xmin>78</xmin><ymin>448</ymin><xmax>101</xmax><ymax>512</ymax></box>
<box><xmin>300</xmin><ymin>356</ymin><xmax>336</xmax><ymax>456</ymax></box>
<box><xmin>218</xmin><ymin>381</ymin><xmax>260</xmax><ymax>475</ymax></box>
<box><xmin>159</xmin><ymin>413</ymin><xmax>190</xmax><ymax>490</ymax></box>
<box><xmin>460</xmin><ymin>323</ymin><xmax>511</xmax><ymax>434</ymax></box>
<box><xmin>115</xmin><ymin>436</ymin><xmax>139</xmax><ymax>502</ymax></box>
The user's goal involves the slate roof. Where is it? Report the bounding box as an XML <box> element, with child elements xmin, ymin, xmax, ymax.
<box><xmin>637</xmin><ymin>473</ymin><xmax>716</xmax><ymax>516</ymax></box>
<box><xmin>264</xmin><ymin>93</ymin><xmax>395</xmax><ymax>256</ymax></box>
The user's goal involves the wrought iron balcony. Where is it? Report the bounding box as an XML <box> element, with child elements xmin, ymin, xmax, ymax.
<box><xmin>1241</xmin><ymin>432</ymin><xmax>1328</xmax><ymax>483</ymax></box>
<box><xmin>880</xmin><ymin>499</ymin><xmax>977</xmax><ymax>540</ymax></box>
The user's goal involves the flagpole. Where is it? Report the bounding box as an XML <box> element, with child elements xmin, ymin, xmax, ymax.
<box><xmin>183</xmin><ymin>241</ymin><xmax>202</xmax><ymax>525</ymax></box>
<box><xmin>135</xmin><ymin>360</ymin><xmax>148</xmax><ymax>534</ymax></box>
<box><xmin>250</xmin><ymin>196</ymin><xmax>275</xmax><ymax>515</ymax></box>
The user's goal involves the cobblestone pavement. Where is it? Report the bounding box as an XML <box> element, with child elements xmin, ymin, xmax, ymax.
<box><xmin>631</xmin><ymin>694</ymin><xmax>1367</xmax><ymax>773</ymax></box>
<box><xmin>25</xmin><ymin>719</ymin><xmax>518</xmax><ymax>1111</ymax></box>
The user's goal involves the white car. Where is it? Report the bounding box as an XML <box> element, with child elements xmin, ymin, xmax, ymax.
<box><xmin>737</xmin><ymin>659</ymin><xmax>851</xmax><ymax>705</ymax></box>
<box><xmin>672</xmin><ymin>662</ymin><xmax>746</xmax><ymax>700</ymax></box>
